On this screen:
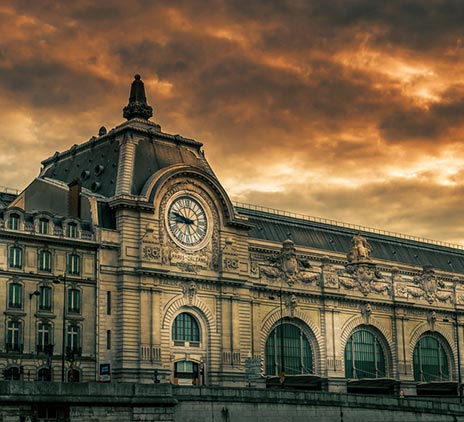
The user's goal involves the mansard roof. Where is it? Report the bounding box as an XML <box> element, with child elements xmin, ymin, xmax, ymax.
<box><xmin>40</xmin><ymin>75</ymin><xmax>216</xmax><ymax>199</ymax></box>
<box><xmin>236</xmin><ymin>204</ymin><xmax>464</xmax><ymax>273</ymax></box>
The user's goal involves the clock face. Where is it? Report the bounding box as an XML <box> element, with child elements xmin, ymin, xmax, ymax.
<box><xmin>167</xmin><ymin>195</ymin><xmax>208</xmax><ymax>248</ymax></box>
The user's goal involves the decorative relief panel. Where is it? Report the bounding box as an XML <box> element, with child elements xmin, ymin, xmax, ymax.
<box><xmin>220</xmin><ymin>238</ymin><xmax>239</xmax><ymax>273</ymax></box>
<box><xmin>409</xmin><ymin>265</ymin><xmax>451</xmax><ymax>304</ymax></box>
<box><xmin>259</xmin><ymin>239</ymin><xmax>319</xmax><ymax>286</ymax></box>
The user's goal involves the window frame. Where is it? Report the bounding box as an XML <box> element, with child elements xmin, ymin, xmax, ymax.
<box><xmin>67</xmin><ymin>254</ymin><xmax>81</xmax><ymax>276</ymax></box>
<box><xmin>9</xmin><ymin>246</ymin><xmax>22</xmax><ymax>269</ymax></box>
<box><xmin>7</xmin><ymin>213</ymin><xmax>20</xmax><ymax>230</ymax></box>
<box><xmin>38</xmin><ymin>285</ymin><xmax>52</xmax><ymax>312</ymax></box>
<box><xmin>38</xmin><ymin>250</ymin><xmax>52</xmax><ymax>272</ymax></box>
<box><xmin>6</xmin><ymin>319</ymin><xmax>22</xmax><ymax>353</ymax></box>
<box><xmin>67</xmin><ymin>288</ymin><xmax>81</xmax><ymax>314</ymax></box>
<box><xmin>413</xmin><ymin>334</ymin><xmax>450</xmax><ymax>382</ymax></box>
<box><xmin>38</xmin><ymin>218</ymin><xmax>50</xmax><ymax>235</ymax></box>
<box><xmin>172</xmin><ymin>312</ymin><xmax>201</xmax><ymax>344</ymax></box>
<box><xmin>8</xmin><ymin>282</ymin><xmax>22</xmax><ymax>309</ymax></box>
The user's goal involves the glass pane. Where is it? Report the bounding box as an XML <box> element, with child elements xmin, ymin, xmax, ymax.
<box><xmin>344</xmin><ymin>329</ymin><xmax>386</xmax><ymax>379</ymax></box>
<box><xmin>264</xmin><ymin>323</ymin><xmax>313</xmax><ymax>376</ymax></box>
<box><xmin>413</xmin><ymin>335</ymin><xmax>449</xmax><ymax>382</ymax></box>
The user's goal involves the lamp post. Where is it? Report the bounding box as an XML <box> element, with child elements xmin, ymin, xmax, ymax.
<box><xmin>444</xmin><ymin>314</ymin><xmax>462</xmax><ymax>403</ymax></box>
<box><xmin>28</xmin><ymin>290</ymin><xmax>40</xmax><ymax>354</ymax></box>
<box><xmin>53</xmin><ymin>275</ymin><xmax>66</xmax><ymax>382</ymax></box>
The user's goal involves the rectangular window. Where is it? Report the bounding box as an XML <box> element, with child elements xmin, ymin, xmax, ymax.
<box><xmin>66</xmin><ymin>325</ymin><xmax>80</xmax><ymax>354</ymax></box>
<box><xmin>107</xmin><ymin>291</ymin><xmax>111</xmax><ymax>315</ymax></box>
<box><xmin>39</xmin><ymin>250</ymin><xmax>52</xmax><ymax>272</ymax></box>
<box><xmin>8</xmin><ymin>283</ymin><xmax>22</xmax><ymax>309</ymax></box>
<box><xmin>67</xmin><ymin>289</ymin><xmax>81</xmax><ymax>313</ymax></box>
<box><xmin>67</xmin><ymin>254</ymin><xmax>80</xmax><ymax>275</ymax></box>
<box><xmin>7</xmin><ymin>320</ymin><xmax>21</xmax><ymax>352</ymax></box>
<box><xmin>9</xmin><ymin>247</ymin><xmax>22</xmax><ymax>269</ymax></box>
<box><xmin>66</xmin><ymin>223</ymin><xmax>78</xmax><ymax>238</ymax></box>
<box><xmin>37</xmin><ymin>323</ymin><xmax>51</xmax><ymax>353</ymax></box>
<box><xmin>38</xmin><ymin>286</ymin><xmax>52</xmax><ymax>311</ymax></box>
<box><xmin>107</xmin><ymin>330</ymin><xmax>111</xmax><ymax>350</ymax></box>
<box><xmin>8</xmin><ymin>214</ymin><xmax>19</xmax><ymax>230</ymax></box>
<box><xmin>38</xmin><ymin>219</ymin><xmax>49</xmax><ymax>234</ymax></box>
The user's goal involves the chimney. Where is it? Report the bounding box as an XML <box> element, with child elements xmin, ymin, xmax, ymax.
<box><xmin>68</xmin><ymin>178</ymin><xmax>82</xmax><ymax>218</ymax></box>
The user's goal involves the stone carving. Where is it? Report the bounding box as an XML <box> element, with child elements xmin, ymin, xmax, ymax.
<box><xmin>342</xmin><ymin>263</ymin><xmax>389</xmax><ymax>296</ymax></box>
<box><xmin>221</xmin><ymin>238</ymin><xmax>239</xmax><ymax>273</ymax></box>
<box><xmin>285</xmin><ymin>294</ymin><xmax>298</xmax><ymax>316</ymax></box>
<box><xmin>361</xmin><ymin>303</ymin><xmax>373</xmax><ymax>324</ymax></box>
<box><xmin>260</xmin><ymin>239</ymin><xmax>317</xmax><ymax>285</ymax></box>
<box><xmin>410</xmin><ymin>265</ymin><xmax>451</xmax><ymax>304</ymax></box>
<box><xmin>183</xmin><ymin>281</ymin><xmax>198</xmax><ymax>304</ymax></box>
<box><xmin>347</xmin><ymin>234</ymin><xmax>372</xmax><ymax>263</ymax></box>
<box><xmin>320</xmin><ymin>256</ymin><xmax>340</xmax><ymax>288</ymax></box>
<box><xmin>428</xmin><ymin>311</ymin><xmax>437</xmax><ymax>331</ymax></box>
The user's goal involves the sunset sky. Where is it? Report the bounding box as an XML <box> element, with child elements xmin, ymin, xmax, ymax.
<box><xmin>1</xmin><ymin>1</ymin><xmax>464</xmax><ymax>244</ymax></box>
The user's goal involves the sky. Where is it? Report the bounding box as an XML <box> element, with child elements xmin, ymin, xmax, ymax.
<box><xmin>1</xmin><ymin>1</ymin><xmax>464</xmax><ymax>244</ymax></box>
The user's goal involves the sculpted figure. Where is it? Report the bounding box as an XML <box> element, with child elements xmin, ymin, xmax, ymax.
<box><xmin>348</xmin><ymin>234</ymin><xmax>372</xmax><ymax>262</ymax></box>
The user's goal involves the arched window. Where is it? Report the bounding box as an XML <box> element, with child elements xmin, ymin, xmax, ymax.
<box><xmin>172</xmin><ymin>313</ymin><xmax>200</xmax><ymax>343</ymax></box>
<box><xmin>39</xmin><ymin>250</ymin><xmax>52</xmax><ymax>272</ymax></box>
<box><xmin>265</xmin><ymin>322</ymin><xmax>313</xmax><ymax>376</ymax></box>
<box><xmin>4</xmin><ymin>366</ymin><xmax>21</xmax><ymax>380</ymax></box>
<box><xmin>413</xmin><ymin>335</ymin><xmax>450</xmax><ymax>382</ymax></box>
<box><xmin>8</xmin><ymin>282</ymin><xmax>22</xmax><ymax>308</ymax></box>
<box><xmin>38</xmin><ymin>367</ymin><xmax>51</xmax><ymax>381</ymax></box>
<box><xmin>344</xmin><ymin>328</ymin><xmax>386</xmax><ymax>379</ymax></box>
<box><xmin>8</xmin><ymin>214</ymin><xmax>20</xmax><ymax>230</ymax></box>
<box><xmin>67</xmin><ymin>368</ymin><xmax>80</xmax><ymax>382</ymax></box>
<box><xmin>9</xmin><ymin>246</ymin><xmax>22</xmax><ymax>269</ymax></box>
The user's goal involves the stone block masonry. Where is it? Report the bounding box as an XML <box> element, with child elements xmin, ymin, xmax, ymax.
<box><xmin>0</xmin><ymin>382</ymin><xmax>463</xmax><ymax>421</ymax></box>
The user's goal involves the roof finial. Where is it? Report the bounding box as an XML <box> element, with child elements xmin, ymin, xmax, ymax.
<box><xmin>123</xmin><ymin>74</ymin><xmax>153</xmax><ymax>120</ymax></box>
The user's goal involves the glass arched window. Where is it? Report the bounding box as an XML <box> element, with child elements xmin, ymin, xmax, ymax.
<box><xmin>413</xmin><ymin>335</ymin><xmax>450</xmax><ymax>382</ymax></box>
<box><xmin>38</xmin><ymin>367</ymin><xmax>51</xmax><ymax>381</ymax></box>
<box><xmin>172</xmin><ymin>313</ymin><xmax>200</xmax><ymax>343</ymax></box>
<box><xmin>345</xmin><ymin>328</ymin><xmax>386</xmax><ymax>379</ymax></box>
<box><xmin>39</xmin><ymin>250</ymin><xmax>52</xmax><ymax>272</ymax></box>
<box><xmin>265</xmin><ymin>323</ymin><xmax>313</xmax><ymax>376</ymax></box>
<box><xmin>8</xmin><ymin>214</ymin><xmax>20</xmax><ymax>230</ymax></box>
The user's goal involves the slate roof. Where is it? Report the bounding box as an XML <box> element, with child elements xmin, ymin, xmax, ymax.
<box><xmin>236</xmin><ymin>205</ymin><xmax>464</xmax><ymax>273</ymax></box>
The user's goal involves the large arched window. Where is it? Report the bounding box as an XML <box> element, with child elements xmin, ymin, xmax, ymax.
<box><xmin>413</xmin><ymin>335</ymin><xmax>450</xmax><ymax>382</ymax></box>
<box><xmin>265</xmin><ymin>322</ymin><xmax>313</xmax><ymax>376</ymax></box>
<box><xmin>172</xmin><ymin>313</ymin><xmax>200</xmax><ymax>343</ymax></box>
<box><xmin>344</xmin><ymin>328</ymin><xmax>386</xmax><ymax>379</ymax></box>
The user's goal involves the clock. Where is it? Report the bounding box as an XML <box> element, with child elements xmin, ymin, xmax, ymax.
<box><xmin>166</xmin><ymin>195</ymin><xmax>209</xmax><ymax>248</ymax></box>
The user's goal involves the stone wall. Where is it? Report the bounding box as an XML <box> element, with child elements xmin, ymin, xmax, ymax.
<box><xmin>0</xmin><ymin>382</ymin><xmax>463</xmax><ymax>422</ymax></box>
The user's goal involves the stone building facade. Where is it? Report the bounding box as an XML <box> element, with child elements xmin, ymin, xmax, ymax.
<box><xmin>0</xmin><ymin>75</ymin><xmax>463</xmax><ymax>396</ymax></box>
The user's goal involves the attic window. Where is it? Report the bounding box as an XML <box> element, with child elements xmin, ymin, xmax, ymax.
<box><xmin>8</xmin><ymin>214</ymin><xmax>20</xmax><ymax>230</ymax></box>
<box><xmin>66</xmin><ymin>223</ymin><xmax>78</xmax><ymax>239</ymax></box>
<box><xmin>38</xmin><ymin>218</ymin><xmax>49</xmax><ymax>235</ymax></box>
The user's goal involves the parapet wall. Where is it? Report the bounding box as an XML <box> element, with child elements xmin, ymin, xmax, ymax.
<box><xmin>0</xmin><ymin>382</ymin><xmax>463</xmax><ymax>422</ymax></box>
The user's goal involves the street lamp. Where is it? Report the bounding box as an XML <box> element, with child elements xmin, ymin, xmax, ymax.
<box><xmin>444</xmin><ymin>314</ymin><xmax>462</xmax><ymax>403</ymax></box>
<box><xmin>28</xmin><ymin>290</ymin><xmax>40</xmax><ymax>353</ymax></box>
<box><xmin>53</xmin><ymin>275</ymin><xmax>66</xmax><ymax>382</ymax></box>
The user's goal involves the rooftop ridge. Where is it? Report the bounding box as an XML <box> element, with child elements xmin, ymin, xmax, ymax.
<box><xmin>0</xmin><ymin>186</ymin><xmax>20</xmax><ymax>195</ymax></box>
<box><xmin>233</xmin><ymin>200</ymin><xmax>464</xmax><ymax>251</ymax></box>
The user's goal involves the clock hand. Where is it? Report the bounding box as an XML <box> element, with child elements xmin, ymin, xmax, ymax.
<box><xmin>172</xmin><ymin>211</ymin><xmax>194</xmax><ymax>225</ymax></box>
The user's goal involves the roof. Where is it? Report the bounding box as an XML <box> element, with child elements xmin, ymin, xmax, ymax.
<box><xmin>236</xmin><ymin>205</ymin><xmax>464</xmax><ymax>273</ymax></box>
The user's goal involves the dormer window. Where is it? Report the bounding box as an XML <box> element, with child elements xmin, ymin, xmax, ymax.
<box><xmin>8</xmin><ymin>214</ymin><xmax>20</xmax><ymax>230</ymax></box>
<box><xmin>38</xmin><ymin>218</ymin><xmax>49</xmax><ymax>234</ymax></box>
<box><xmin>66</xmin><ymin>223</ymin><xmax>78</xmax><ymax>238</ymax></box>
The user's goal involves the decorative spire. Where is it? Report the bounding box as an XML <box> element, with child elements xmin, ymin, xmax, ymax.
<box><xmin>123</xmin><ymin>74</ymin><xmax>153</xmax><ymax>120</ymax></box>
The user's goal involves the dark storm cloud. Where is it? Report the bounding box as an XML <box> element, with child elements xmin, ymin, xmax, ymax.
<box><xmin>1</xmin><ymin>0</ymin><xmax>464</xmax><ymax>243</ymax></box>
<box><xmin>380</xmin><ymin>84</ymin><xmax>464</xmax><ymax>142</ymax></box>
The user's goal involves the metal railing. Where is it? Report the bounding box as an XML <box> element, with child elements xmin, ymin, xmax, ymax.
<box><xmin>233</xmin><ymin>201</ymin><xmax>464</xmax><ymax>250</ymax></box>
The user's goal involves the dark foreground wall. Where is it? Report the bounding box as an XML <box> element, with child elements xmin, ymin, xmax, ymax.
<box><xmin>0</xmin><ymin>382</ymin><xmax>463</xmax><ymax>422</ymax></box>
